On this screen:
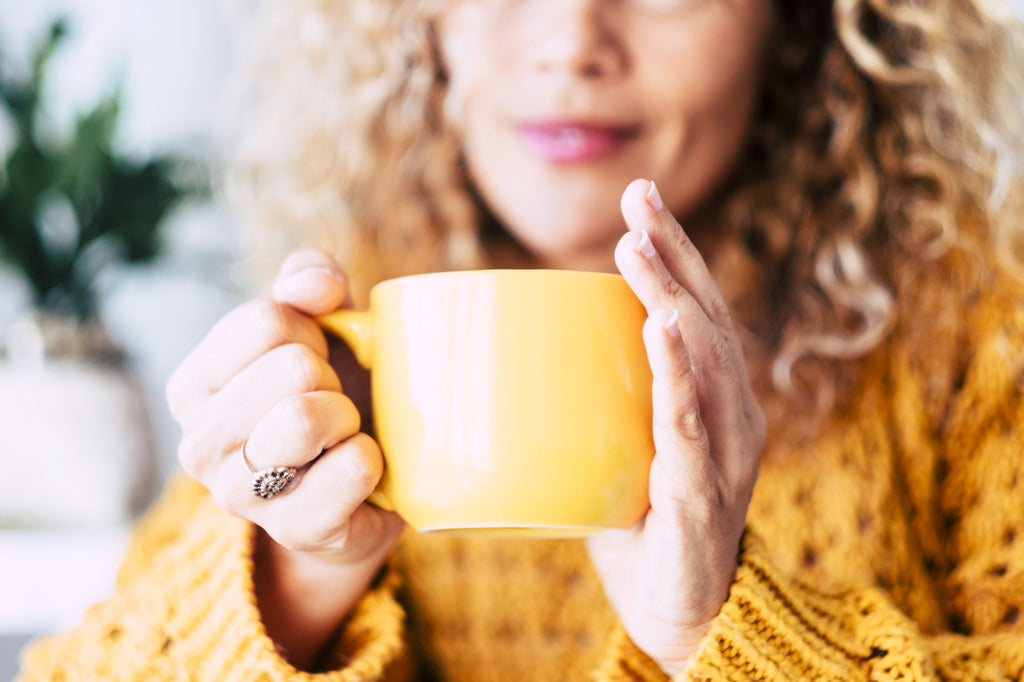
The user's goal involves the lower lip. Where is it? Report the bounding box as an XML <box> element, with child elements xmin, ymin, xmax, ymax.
<box><xmin>519</xmin><ymin>125</ymin><xmax>636</xmax><ymax>163</ymax></box>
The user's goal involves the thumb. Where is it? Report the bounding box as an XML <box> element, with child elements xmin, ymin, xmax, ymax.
<box><xmin>271</xmin><ymin>248</ymin><xmax>352</xmax><ymax>315</ymax></box>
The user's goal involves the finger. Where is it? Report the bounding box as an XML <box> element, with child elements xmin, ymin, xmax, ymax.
<box><xmin>616</xmin><ymin>228</ymin><xmax>733</xmax><ymax>390</ymax></box>
<box><xmin>615</xmin><ymin>228</ymin><xmax>692</xmax><ymax>314</ymax></box>
<box><xmin>210</xmin><ymin>342</ymin><xmax>343</xmax><ymax>439</ymax></box>
<box><xmin>620</xmin><ymin>179</ymin><xmax>734</xmax><ymax>331</ymax></box>
<box><xmin>166</xmin><ymin>298</ymin><xmax>328</xmax><ymax>425</ymax></box>
<box><xmin>271</xmin><ymin>248</ymin><xmax>352</xmax><ymax>316</ymax></box>
<box><xmin>642</xmin><ymin>309</ymin><xmax>715</xmax><ymax>513</ymax></box>
<box><xmin>177</xmin><ymin>343</ymin><xmax>343</xmax><ymax>480</ymax></box>
<box><xmin>240</xmin><ymin>434</ymin><xmax>389</xmax><ymax>552</ymax></box>
<box><xmin>616</xmin><ymin>228</ymin><xmax>747</xmax><ymax>402</ymax></box>
<box><xmin>243</xmin><ymin>390</ymin><xmax>362</xmax><ymax>471</ymax></box>
<box><xmin>618</xmin><ymin>231</ymin><xmax>751</xmax><ymax>468</ymax></box>
<box><xmin>168</xmin><ymin>249</ymin><xmax>347</xmax><ymax>424</ymax></box>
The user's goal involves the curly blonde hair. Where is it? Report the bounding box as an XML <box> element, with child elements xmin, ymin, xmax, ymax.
<box><xmin>221</xmin><ymin>0</ymin><xmax>1024</xmax><ymax>418</ymax></box>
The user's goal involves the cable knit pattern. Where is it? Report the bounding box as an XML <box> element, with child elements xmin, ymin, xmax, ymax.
<box><xmin>16</xmin><ymin>250</ymin><xmax>1024</xmax><ymax>680</ymax></box>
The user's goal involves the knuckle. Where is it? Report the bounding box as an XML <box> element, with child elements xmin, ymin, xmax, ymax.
<box><xmin>176</xmin><ymin>432</ymin><xmax>207</xmax><ymax>479</ymax></box>
<box><xmin>343</xmin><ymin>434</ymin><xmax>383</xmax><ymax>493</ymax></box>
<box><xmin>165</xmin><ymin>362</ymin><xmax>206</xmax><ymax>426</ymax></box>
<box><xmin>247</xmin><ymin>298</ymin><xmax>293</xmax><ymax>345</ymax></box>
<box><xmin>664</xmin><ymin>277</ymin><xmax>688</xmax><ymax>302</ymax></box>
<box><xmin>678</xmin><ymin>411</ymin><xmax>709</xmax><ymax>449</ymax></box>
<box><xmin>338</xmin><ymin>393</ymin><xmax>362</xmax><ymax>433</ymax></box>
<box><xmin>707</xmin><ymin>335</ymin><xmax>734</xmax><ymax>375</ymax></box>
<box><xmin>164</xmin><ymin>369</ymin><xmax>186</xmax><ymax>422</ymax></box>
<box><xmin>654</xmin><ymin>390</ymin><xmax>706</xmax><ymax>446</ymax></box>
<box><xmin>673</xmin><ymin>230</ymin><xmax>701</xmax><ymax>262</ymax></box>
<box><xmin>278</xmin><ymin>396</ymin><xmax>324</xmax><ymax>444</ymax></box>
<box><xmin>210</xmin><ymin>484</ymin><xmax>248</xmax><ymax>518</ymax></box>
<box><xmin>672</xmin><ymin>354</ymin><xmax>694</xmax><ymax>388</ymax></box>
<box><xmin>706</xmin><ymin>291</ymin><xmax>734</xmax><ymax>328</ymax></box>
<box><xmin>178</xmin><ymin>423</ymin><xmax>234</xmax><ymax>482</ymax></box>
<box><xmin>278</xmin><ymin>343</ymin><xmax>324</xmax><ymax>394</ymax></box>
<box><xmin>347</xmin><ymin>456</ymin><xmax>379</xmax><ymax>496</ymax></box>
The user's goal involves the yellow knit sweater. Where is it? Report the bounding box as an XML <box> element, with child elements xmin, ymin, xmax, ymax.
<box><xmin>16</xmin><ymin>251</ymin><xmax>1024</xmax><ymax>681</ymax></box>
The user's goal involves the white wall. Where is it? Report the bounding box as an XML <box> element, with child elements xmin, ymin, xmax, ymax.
<box><xmin>0</xmin><ymin>0</ymin><xmax>233</xmax><ymax>154</ymax></box>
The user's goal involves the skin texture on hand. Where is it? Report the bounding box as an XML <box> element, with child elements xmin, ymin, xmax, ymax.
<box><xmin>165</xmin><ymin>248</ymin><xmax>405</xmax><ymax>669</ymax></box>
<box><xmin>587</xmin><ymin>180</ymin><xmax>765</xmax><ymax>675</ymax></box>
<box><xmin>165</xmin><ymin>180</ymin><xmax>762</xmax><ymax>672</ymax></box>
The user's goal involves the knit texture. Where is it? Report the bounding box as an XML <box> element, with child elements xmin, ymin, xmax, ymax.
<box><xmin>17</xmin><ymin>250</ymin><xmax>1024</xmax><ymax>680</ymax></box>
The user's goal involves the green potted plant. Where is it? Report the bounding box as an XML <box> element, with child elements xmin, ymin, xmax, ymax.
<box><xmin>0</xmin><ymin>19</ymin><xmax>202</xmax><ymax>527</ymax></box>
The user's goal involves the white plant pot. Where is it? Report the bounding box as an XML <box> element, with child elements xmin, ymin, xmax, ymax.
<box><xmin>0</xmin><ymin>312</ymin><xmax>155</xmax><ymax>528</ymax></box>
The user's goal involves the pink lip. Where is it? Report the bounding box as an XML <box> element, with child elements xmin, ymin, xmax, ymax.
<box><xmin>519</xmin><ymin>122</ymin><xmax>640</xmax><ymax>163</ymax></box>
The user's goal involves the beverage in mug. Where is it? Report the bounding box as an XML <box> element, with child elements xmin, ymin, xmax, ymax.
<box><xmin>317</xmin><ymin>269</ymin><xmax>654</xmax><ymax>536</ymax></box>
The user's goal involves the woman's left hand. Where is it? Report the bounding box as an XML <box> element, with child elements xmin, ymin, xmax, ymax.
<box><xmin>587</xmin><ymin>179</ymin><xmax>766</xmax><ymax>676</ymax></box>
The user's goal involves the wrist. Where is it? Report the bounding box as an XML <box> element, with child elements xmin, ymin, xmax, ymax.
<box><xmin>642</xmin><ymin>621</ymin><xmax>714</xmax><ymax>678</ymax></box>
<box><xmin>263</xmin><ymin>531</ymin><xmax>391</xmax><ymax>580</ymax></box>
<box><xmin>254</xmin><ymin>530</ymin><xmax>392</xmax><ymax>670</ymax></box>
<box><xmin>657</xmin><ymin>654</ymin><xmax>696</xmax><ymax>678</ymax></box>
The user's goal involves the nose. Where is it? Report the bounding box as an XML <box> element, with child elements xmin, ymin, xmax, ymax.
<box><xmin>529</xmin><ymin>0</ymin><xmax>627</xmax><ymax>79</ymax></box>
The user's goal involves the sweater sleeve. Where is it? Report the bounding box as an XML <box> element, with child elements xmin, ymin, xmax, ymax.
<box><xmin>594</xmin><ymin>530</ymin><xmax>1024</xmax><ymax>681</ymax></box>
<box><xmin>16</xmin><ymin>475</ymin><xmax>414</xmax><ymax>682</ymax></box>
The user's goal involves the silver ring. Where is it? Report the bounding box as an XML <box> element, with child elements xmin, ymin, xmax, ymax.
<box><xmin>241</xmin><ymin>439</ymin><xmax>297</xmax><ymax>499</ymax></box>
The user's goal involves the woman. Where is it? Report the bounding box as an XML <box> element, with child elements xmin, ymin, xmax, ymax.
<box><xmin>18</xmin><ymin>0</ymin><xmax>1024</xmax><ymax>679</ymax></box>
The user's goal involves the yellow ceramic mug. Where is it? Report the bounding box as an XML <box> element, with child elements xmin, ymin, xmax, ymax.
<box><xmin>317</xmin><ymin>269</ymin><xmax>654</xmax><ymax>536</ymax></box>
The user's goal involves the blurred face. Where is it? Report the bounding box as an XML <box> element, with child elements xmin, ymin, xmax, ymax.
<box><xmin>439</xmin><ymin>0</ymin><xmax>775</xmax><ymax>271</ymax></box>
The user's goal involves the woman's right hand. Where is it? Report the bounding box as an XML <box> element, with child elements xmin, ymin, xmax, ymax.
<box><xmin>165</xmin><ymin>248</ymin><xmax>405</xmax><ymax>668</ymax></box>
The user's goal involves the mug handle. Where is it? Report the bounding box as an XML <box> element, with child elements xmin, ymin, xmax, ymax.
<box><xmin>315</xmin><ymin>310</ymin><xmax>395</xmax><ymax>512</ymax></box>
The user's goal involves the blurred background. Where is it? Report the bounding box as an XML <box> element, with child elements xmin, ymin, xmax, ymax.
<box><xmin>1</xmin><ymin>0</ymin><xmax>1024</xmax><ymax>679</ymax></box>
<box><xmin>0</xmin><ymin>0</ymin><xmax>243</xmax><ymax>677</ymax></box>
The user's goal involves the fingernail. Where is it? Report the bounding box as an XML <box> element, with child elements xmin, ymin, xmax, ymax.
<box><xmin>664</xmin><ymin>309</ymin><xmax>681</xmax><ymax>337</ymax></box>
<box><xmin>302</xmin><ymin>266</ymin><xmax>346</xmax><ymax>283</ymax></box>
<box><xmin>275</xmin><ymin>266</ymin><xmax>346</xmax><ymax>300</ymax></box>
<box><xmin>635</xmin><ymin>231</ymin><xmax>657</xmax><ymax>259</ymax></box>
<box><xmin>646</xmin><ymin>181</ymin><xmax>664</xmax><ymax>212</ymax></box>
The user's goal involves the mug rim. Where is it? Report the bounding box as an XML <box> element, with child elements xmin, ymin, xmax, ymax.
<box><xmin>371</xmin><ymin>268</ymin><xmax>627</xmax><ymax>293</ymax></box>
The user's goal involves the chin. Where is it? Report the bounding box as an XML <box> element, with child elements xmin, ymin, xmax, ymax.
<box><xmin>503</xmin><ymin>214</ymin><xmax>620</xmax><ymax>271</ymax></box>
<box><xmin>469</xmin><ymin>152</ymin><xmax>633</xmax><ymax>266</ymax></box>
<box><xmin>495</xmin><ymin>188</ymin><xmax>620</xmax><ymax>261</ymax></box>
